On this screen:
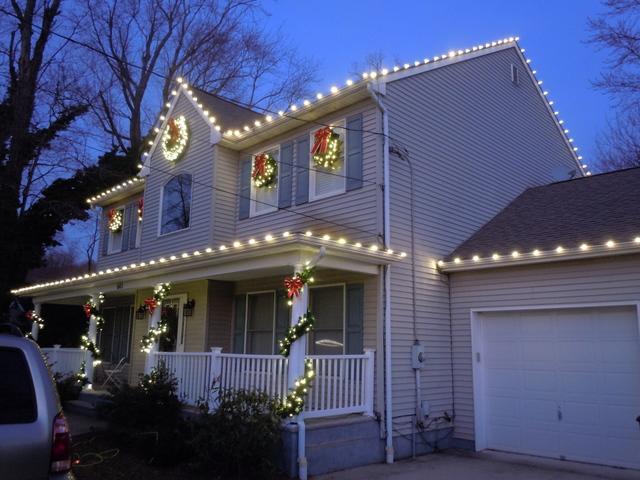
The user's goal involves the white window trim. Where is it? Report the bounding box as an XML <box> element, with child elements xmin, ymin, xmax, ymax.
<box><xmin>243</xmin><ymin>290</ymin><xmax>277</xmax><ymax>354</ymax></box>
<box><xmin>309</xmin><ymin>120</ymin><xmax>347</xmax><ymax>202</ymax></box>
<box><xmin>249</xmin><ymin>145</ymin><xmax>280</xmax><ymax>217</ymax></box>
<box><xmin>308</xmin><ymin>283</ymin><xmax>347</xmax><ymax>355</ymax></box>
<box><xmin>157</xmin><ymin>172</ymin><xmax>194</xmax><ymax>237</ymax></box>
<box><xmin>107</xmin><ymin>205</ymin><xmax>126</xmax><ymax>255</ymax></box>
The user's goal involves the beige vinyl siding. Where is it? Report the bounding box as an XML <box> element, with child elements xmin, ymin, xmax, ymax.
<box><xmin>211</xmin><ymin>146</ymin><xmax>238</xmax><ymax>245</ymax></box>
<box><xmin>233</xmin><ymin>101</ymin><xmax>382</xmax><ymax>246</ymax></box>
<box><xmin>96</xmin><ymin>195</ymin><xmax>143</xmax><ymax>270</ymax></box>
<box><xmin>128</xmin><ymin>280</ymin><xmax>209</xmax><ymax>384</ymax></box>
<box><xmin>205</xmin><ymin>280</ymin><xmax>234</xmax><ymax>352</ymax></box>
<box><xmin>138</xmin><ymin>93</ymin><xmax>215</xmax><ymax>260</ymax></box>
<box><xmin>449</xmin><ymin>254</ymin><xmax>640</xmax><ymax>442</ymax></box>
<box><xmin>385</xmin><ymin>47</ymin><xmax>580</xmax><ymax>429</ymax></box>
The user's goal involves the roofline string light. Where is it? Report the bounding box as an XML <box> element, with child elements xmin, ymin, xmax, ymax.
<box><xmin>438</xmin><ymin>236</ymin><xmax>640</xmax><ymax>270</ymax></box>
<box><xmin>86</xmin><ymin>177</ymin><xmax>144</xmax><ymax>205</ymax></box>
<box><xmin>136</xmin><ymin>36</ymin><xmax>589</xmax><ymax>178</ymax></box>
<box><xmin>10</xmin><ymin>231</ymin><xmax>407</xmax><ymax>294</ymax></box>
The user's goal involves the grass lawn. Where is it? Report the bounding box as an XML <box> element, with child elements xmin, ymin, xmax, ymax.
<box><xmin>71</xmin><ymin>432</ymin><xmax>212</xmax><ymax>480</ymax></box>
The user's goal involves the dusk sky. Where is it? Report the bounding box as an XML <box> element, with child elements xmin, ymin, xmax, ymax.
<box><xmin>265</xmin><ymin>0</ymin><xmax>611</xmax><ymax>172</ymax></box>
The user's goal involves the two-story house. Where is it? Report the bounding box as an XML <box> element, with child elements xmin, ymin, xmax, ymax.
<box><xmin>14</xmin><ymin>37</ymin><xmax>640</xmax><ymax>477</ymax></box>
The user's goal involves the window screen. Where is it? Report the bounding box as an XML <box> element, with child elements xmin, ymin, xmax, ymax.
<box><xmin>161</xmin><ymin>173</ymin><xmax>192</xmax><ymax>234</ymax></box>
<box><xmin>309</xmin><ymin>286</ymin><xmax>345</xmax><ymax>355</ymax></box>
<box><xmin>246</xmin><ymin>292</ymin><xmax>275</xmax><ymax>354</ymax></box>
<box><xmin>0</xmin><ymin>347</ymin><xmax>37</xmax><ymax>424</ymax></box>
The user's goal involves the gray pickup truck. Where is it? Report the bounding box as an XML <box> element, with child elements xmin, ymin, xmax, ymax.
<box><xmin>0</xmin><ymin>325</ymin><xmax>75</xmax><ymax>479</ymax></box>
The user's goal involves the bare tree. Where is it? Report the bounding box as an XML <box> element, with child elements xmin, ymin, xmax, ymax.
<box><xmin>78</xmin><ymin>0</ymin><xmax>317</xmax><ymax>157</ymax></box>
<box><xmin>596</xmin><ymin>107</ymin><xmax>640</xmax><ymax>170</ymax></box>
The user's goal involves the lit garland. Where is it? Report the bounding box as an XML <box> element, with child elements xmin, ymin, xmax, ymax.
<box><xmin>75</xmin><ymin>361</ymin><xmax>90</xmax><ymax>387</ymax></box>
<box><xmin>251</xmin><ymin>152</ymin><xmax>278</xmax><ymax>188</ymax></box>
<box><xmin>140</xmin><ymin>283</ymin><xmax>172</xmax><ymax>353</ymax></box>
<box><xmin>284</xmin><ymin>266</ymin><xmax>315</xmax><ymax>303</ymax></box>
<box><xmin>277</xmin><ymin>359</ymin><xmax>315</xmax><ymax>418</ymax></box>
<box><xmin>107</xmin><ymin>209</ymin><xmax>123</xmax><ymax>232</ymax></box>
<box><xmin>279</xmin><ymin>312</ymin><xmax>314</xmax><ymax>357</ymax></box>
<box><xmin>83</xmin><ymin>293</ymin><xmax>105</xmax><ymax>330</ymax></box>
<box><xmin>80</xmin><ymin>335</ymin><xmax>102</xmax><ymax>366</ymax></box>
<box><xmin>312</xmin><ymin>127</ymin><xmax>342</xmax><ymax>170</ymax></box>
<box><xmin>25</xmin><ymin>310</ymin><xmax>45</xmax><ymax>330</ymax></box>
<box><xmin>162</xmin><ymin>115</ymin><xmax>189</xmax><ymax>161</ymax></box>
<box><xmin>137</xmin><ymin>197</ymin><xmax>144</xmax><ymax>222</ymax></box>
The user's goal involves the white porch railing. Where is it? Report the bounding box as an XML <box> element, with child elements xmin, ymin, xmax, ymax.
<box><xmin>42</xmin><ymin>346</ymin><xmax>87</xmax><ymax>377</ymax></box>
<box><xmin>150</xmin><ymin>349</ymin><xmax>375</xmax><ymax>418</ymax></box>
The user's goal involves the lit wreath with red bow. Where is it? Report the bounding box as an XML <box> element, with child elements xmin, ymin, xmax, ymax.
<box><xmin>162</xmin><ymin>115</ymin><xmax>189</xmax><ymax>162</ymax></box>
<box><xmin>251</xmin><ymin>152</ymin><xmax>278</xmax><ymax>188</ymax></box>
<box><xmin>107</xmin><ymin>208</ymin><xmax>123</xmax><ymax>233</ymax></box>
<box><xmin>284</xmin><ymin>266</ymin><xmax>315</xmax><ymax>301</ymax></box>
<box><xmin>312</xmin><ymin>126</ymin><xmax>342</xmax><ymax>170</ymax></box>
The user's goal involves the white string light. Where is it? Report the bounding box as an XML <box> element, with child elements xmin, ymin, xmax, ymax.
<box><xmin>11</xmin><ymin>231</ymin><xmax>407</xmax><ymax>294</ymax></box>
<box><xmin>86</xmin><ymin>177</ymin><xmax>144</xmax><ymax>205</ymax></box>
<box><xmin>437</xmin><ymin>236</ymin><xmax>640</xmax><ymax>270</ymax></box>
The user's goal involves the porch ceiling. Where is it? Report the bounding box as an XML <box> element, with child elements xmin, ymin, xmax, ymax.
<box><xmin>17</xmin><ymin>232</ymin><xmax>406</xmax><ymax>303</ymax></box>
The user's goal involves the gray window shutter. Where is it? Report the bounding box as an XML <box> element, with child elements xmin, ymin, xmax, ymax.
<box><xmin>121</xmin><ymin>204</ymin><xmax>133</xmax><ymax>252</ymax></box>
<box><xmin>100</xmin><ymin>209</ymin><xmax>109</xmax><ymax>256</ymax></box>
<box><xmin>274</xmin><ymin>291</ymin><xmax>289</xmax><ymax>353</ymax></box>
<box><xmin>346</xmin><ymin>283</ymin><xmax>364</xmax><ymax>354</ymax></box>
<box><xmin>278</xmin><ymin>142</ymin><xmax>293</xmax><ymax>209</ymax></box>
<box><xmin>233</xmin><ymin>295</ymin><xmax>246</xmax><ymax>353</ymax></box>
<box><xmin>346</xmin><ymin>113</ymin><xmax>363</xmax><ymax>191</ymax></box>
<box><xmin>129</xmin><ymin>200</ymin><xmax>139</xmax><ymax>250</ymax></box>
<box><xmin>238</xmin><ymin>156</ymin><xmax>251</xmax><ymax>220</ymax></box>
<box><xmin>295</xmin><ymin>135</ymin><xmax>309</xmax><ymax>205</ymax></box>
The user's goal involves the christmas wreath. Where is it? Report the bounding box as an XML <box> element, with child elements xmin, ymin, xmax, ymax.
<box><xmin>108</xmin><ymin>209</ymin><xmax>123</xmax><ymax>233</ymax></box>
<box><xmin>312</xmin><ymin>126</ymin><xmax>342</xmax><ymax>170</ymax></box>
<box><xmin>251</xmin><ymin>152</ymin><xmax>278</xmax><ymax>188</ymax></box>
<box><xmin>162</xmin><ymin>115</ymin><xmax>189</xmax><ymax>161</ymax></box>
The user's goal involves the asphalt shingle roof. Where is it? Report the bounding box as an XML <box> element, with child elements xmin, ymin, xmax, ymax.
<box><xmin>447</xmin><ymin>167</ymin><xmax>640</xmax><ymax>260</ymax></box>
<box><xmin>192</xmin><ymin>86</ymin><xmax>262</xmax><ymax>131</ymax></box>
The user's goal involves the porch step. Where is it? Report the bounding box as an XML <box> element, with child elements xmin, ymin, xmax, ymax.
<box><xmin>282</xmin><ymin>415</ymin><xmax>385</xmax><ymax>477</ymax></box>
<box><xmin>64</xmin><ymin>390</ymin><xmax>112</xmax><ymax>418</ymax></box>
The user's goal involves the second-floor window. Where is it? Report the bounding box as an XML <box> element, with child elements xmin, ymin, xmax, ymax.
<box><xmin>250</xmin><ymin>147</ymin><xmax>279</xmax><ymax>216</ymax></box>
<box><xmin>310</xmin><ymin>120</ymin><xmax>346</xmax><ymax>201</ymax></box>
<box><xmin>107</xmin><ymin>207</ymin><xmax>125</xmax><ymax>254</ymax></box>
<box><xmin>160</xmin><ymin>173</ymin><xmax>192</xmax><ymax>235</ymax></box>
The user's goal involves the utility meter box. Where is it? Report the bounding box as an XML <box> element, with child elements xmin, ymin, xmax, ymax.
<box><xmin>411</xmin><ymin>344</ymin><xmax>425</xmax><ymax>369</ymax></box>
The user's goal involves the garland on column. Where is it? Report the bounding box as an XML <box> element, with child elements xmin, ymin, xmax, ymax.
<box><xmin>25</xmin><ymin>310</ymin><xmax>45</xmax><ymax>330</ymax></box>
<box><xmin>140</xmin><ymin>283</ymin><xmax>172</xmax><ymax>353</ymax></box>
<box><xmin>277</xmin><ymin>265</ymin><xmax>318</xmax><ymax>418</ymax></box>
<box><xmin>83</xmin><ymin>293</ymin><xmax>105</xmax><ymax>330</ymax></box>
<box><xmin>80</xmin><ymin>335</ymin><xmax>102</xmax><ymax>365</ymax></box>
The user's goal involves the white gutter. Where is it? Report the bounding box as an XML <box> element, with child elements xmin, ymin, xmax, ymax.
<box><xmin>368</xmin><ymin>82</ymin><xmax>394</xmax><ymax>464</ymax></box>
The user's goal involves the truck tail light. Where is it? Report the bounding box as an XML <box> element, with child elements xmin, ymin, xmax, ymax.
<box><xmin>50</xmin><ymin>411</ymin><xmax>71</xmax><ymax>473</ymax></box>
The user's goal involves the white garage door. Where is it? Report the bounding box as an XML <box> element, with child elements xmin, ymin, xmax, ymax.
<box><xmin>477</xmin><ymin>306</ymin><xmax>640</xmax><ymax>469</ymax></box>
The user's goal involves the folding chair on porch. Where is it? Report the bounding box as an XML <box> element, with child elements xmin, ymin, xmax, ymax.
<box><xmin>102</xmin><ymin>357</ymin><xmax>127</xmax><ymax>387</ymax></box>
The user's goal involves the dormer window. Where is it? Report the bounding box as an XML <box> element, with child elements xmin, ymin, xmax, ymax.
<box><xmin>160</xmin><ymin>173</ymin><xmax>193</xmax><ymax>235</ymax></box>
<box><xmin>250</xmin><ymin>147</ymin><xmax>279</xmax><ymax>217</ymax></box>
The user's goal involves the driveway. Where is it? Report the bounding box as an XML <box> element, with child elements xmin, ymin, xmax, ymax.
<box><xmin>314</xmin><ymin>449</ymin><xmax>639</xmax><ymax>480</ymax></box>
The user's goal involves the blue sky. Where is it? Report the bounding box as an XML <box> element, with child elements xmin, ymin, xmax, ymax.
<box><xmin>265</xmin><ymin>0</ymin><xmax>612</xmax><ymax>172</ymax></box>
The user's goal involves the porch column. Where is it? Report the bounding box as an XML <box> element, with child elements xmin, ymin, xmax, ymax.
<box><xmin>85</xmin><ymin>292</ymin><xmax>100</xmax><ymax>386</ymax></box>
<box><xmin>144</xmin><ymin>303</ymin><xmax>162</xmax><ymax>374</ymax></box>
<box><xmin>287</xmin><ymin>263</ymin><xmax>309</xmax><ymax>389</ymax></box>
<box><xmin>30</xmin><ymin>302</ymin><xmax>41</xmax><ymax>341</ymax></box>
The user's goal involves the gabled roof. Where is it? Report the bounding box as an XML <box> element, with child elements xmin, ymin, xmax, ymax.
<box><xmin>440</xmin><ymin>167</ymin><xmax>640</xmax><ymax>271</ymax></box>
<box><xmin>191</xmin><ymin>85</ymin><xmax>262</xmax><ymax>131</ymax></box>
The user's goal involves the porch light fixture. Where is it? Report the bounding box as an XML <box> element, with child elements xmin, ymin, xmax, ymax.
<box><xmin>183</xmin><ymin>299</ymin><xmax>195</xmax><ymax>317</ymax></box>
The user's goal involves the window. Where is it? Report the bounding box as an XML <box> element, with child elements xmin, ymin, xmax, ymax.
<box><xmin>250</xmin><ymin>147</ymin><xmax>279</xmax><ymax>216</ymax></box>
<box><xmin>0</xmin><ymin>347</ymin><xmax>36</xmax><ymax>424</ymax></box>
<box><xmin>310</xmin><ymin>121</ymin><xmax>346</xmax><ymax>201</ymax></box>
<box><xmin>107</xmin><ymin>207</ymin><xmax>124</xmax><ymax>254</ymax></box>
<box><xmin>245</xmin><ymin>292</ymin><xmax>275</xmax><ymax>354</ymax></box>
<box><xmin>511</xmin><ymin>63</ymin><xmax>519</xmax><ymax>85</ymax></box>
<box><xmin>308</xmin><ymin>285</ymin><xmax>345</xmax><ymax>355</ymax></box>
<box><xmin>160</xmin><ymin>173</ymin><xmax>192</xmax><ymax>235</ymax></box>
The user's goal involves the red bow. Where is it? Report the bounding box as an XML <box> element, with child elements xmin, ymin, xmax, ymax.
<box><xmin>144</xmin><ymin>297</ymin><xmax>158</xmax><ymax>314</ymax></box>
<box><xmin>311</xmin><ymin>127</ymin><xmax>332</xmax><ymax>155</ymax></box>
<box><xmin>137</xmin><ymin>197</ymin><xmax>144</xmax><ymax>215</ymax></box>
<box><xmin>168</xmin><ymin>118</ymin><xmax>180</xmax><ymax>142</ymax></box>
<box><xmin>284</xmin><ymin>275</ymin><xmax>304</xmax><ymax>299</ymax></box>
<box><xmin>25</xmin><ymin>310</ymin><xmax>33</xmax><ymax>320</ymax></box>
<box><xmin>252</xmin><ymin>153</ymin><xmax>268</xmax><ymax>178</ymax></box>
<box><xmin>83</xmin><ymin>303</ymin><xmax>92</xmax><ymax>318</ymax></box>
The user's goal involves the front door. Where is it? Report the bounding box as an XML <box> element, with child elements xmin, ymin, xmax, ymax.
<box><xmin>159</xmin><ymin>295</ymin><xmax>186</xmax><ymax>352</ymax></box>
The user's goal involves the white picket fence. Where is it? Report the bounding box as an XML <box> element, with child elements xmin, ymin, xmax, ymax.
<box><xmin>42</xmin><ymin>346</ymin><xmax>87</xmax><ymax>377</ymax></box>
<box><xmin>151</xmin><ymin>349</ymin><xmax>375</xmax><ymax>418</ymax></box>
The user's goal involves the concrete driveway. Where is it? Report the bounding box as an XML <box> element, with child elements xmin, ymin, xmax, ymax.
<box><xmin>314</xmin><ymin>449</ymin><xmax>640</xmax><ymax>480</ymax></box>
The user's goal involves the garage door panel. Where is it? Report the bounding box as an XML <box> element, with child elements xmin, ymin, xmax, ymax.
<box><xmin>479</xmin><ymin>306</ymin><xmax>640</xmax><ymax>470</ymax></box>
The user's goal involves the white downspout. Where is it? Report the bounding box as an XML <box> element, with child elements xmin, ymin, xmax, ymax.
<box><xmin>368</xmin><ymin>82</ymin><xmax>394</xmax><ymax>464</ymax></box>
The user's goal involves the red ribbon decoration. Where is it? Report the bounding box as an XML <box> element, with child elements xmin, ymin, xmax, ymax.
<box><xmin>252</xmin><ymin>153</ymin><xmax>268</xmax><ymax>179</ymax></box>
<box><xmin>83</xmin><ymin>303</ymin><xmax>92</xmax><ymax>318</ymax></box>
<box><xmin>138</xmin><ymin>197</ymin><xmax>144</xmax><ymax>214</ymax></box>
<box><xmin>144</xmin><ymin>297</ymin><xmax>158</xmax><ymax>314</ymax></box>
<box><xmin>311</xmin><ymin>127</ymin><xmax>332</xmax><ymax>155</ymax></box>
<box><xmin>284</xmin><ymin>275</ymin><xmax>304</xmax><ymax>299</ymax></box>
<box><xmin>25</xmin><ymin>310</ymin><xmax>33</xmax><ymax>320</ymax></box>
<box><xmin>168</xmin><ymin>118</ymin><xmax>180</xmax><ymax>144</ymax></box>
